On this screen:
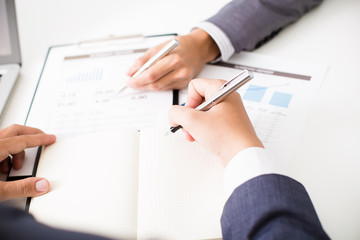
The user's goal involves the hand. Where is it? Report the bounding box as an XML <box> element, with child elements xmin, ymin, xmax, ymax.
<box><xmin>126</xmin><ymin>28</ymin><xmax>220</xmax><ymax>90</ymax></box>
<box><xmin>168</xmin><ymin>79</ymin><xmax>263</xmax><ymax>167</ymax></box>
<box><xmin>0</xmin><ymin>124</ymin><xmax>56</xmax><ymax>201</ymax></box>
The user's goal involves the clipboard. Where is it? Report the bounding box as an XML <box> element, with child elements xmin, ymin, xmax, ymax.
<box><xmin>7</xmin><ymin>33</ymin><xmax>178</xmax><ymax>184</ymax></box>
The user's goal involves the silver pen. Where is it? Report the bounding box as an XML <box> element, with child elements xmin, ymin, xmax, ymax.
<box><xmin>118</xmin><ymin>38</ymin><xmax>179</xmax><ymax>93</ymax></box>
<box><xmin>165</xmin><ymin>69</ymin><xmax>254</xmax><ymax>135</ymax></box>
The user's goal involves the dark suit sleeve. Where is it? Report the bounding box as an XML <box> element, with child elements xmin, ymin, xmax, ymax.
<box><xmin>221</xmin><ymin>174</ymin><xmax>330</xmax><ymax>240</ymax></box>
<box><xmin>206</xmin><ymin>0</ymin><xmax>323</xmax><ymax>52</ymax></box>
<box><xmin>0</xmin><ymin>204</ymin><xmax>109</xmax><ymax>240</ymax></box>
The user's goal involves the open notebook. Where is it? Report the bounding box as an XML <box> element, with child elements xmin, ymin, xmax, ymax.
<box><xmin>29</xmin><ymin>128</ymin><xmax>226</xmax><ymax>240</ymax></box>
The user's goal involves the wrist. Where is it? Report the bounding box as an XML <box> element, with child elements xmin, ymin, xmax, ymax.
<box><xmin>188</xmin><ymin>28</ymin><xmax>220</xmax><ymax>63</ymax></box>
<box><xmin>220</xmin><ymin>138</ymin><xmax>264</xmax><ymax>167</ymax></box>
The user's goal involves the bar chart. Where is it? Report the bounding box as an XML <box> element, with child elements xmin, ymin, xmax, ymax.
<box><xmin>243</xmin><ymin>84</ymin><xmax>293</xmax><ymax>108</ymax></box>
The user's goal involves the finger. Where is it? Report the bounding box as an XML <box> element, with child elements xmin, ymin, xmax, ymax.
<box><xmin>128</xmin><ymin>53</ymin><xmax>181</xmax><ymax>89</ymax></box>
<box><xmin>126</xmin><ymin>53</ymin><xmax>151</xmax><ymax>77</ymax></box>
<box><xmin>168</xmin><ymin>105</ymin><xmax>206</xmax><ymax>139</ymax></box>
<box><xmin>168</xmin><ymin>105</ymin><xmax>193</xmax><ymax>128</ymax></box>
<box><xmin>181</xmin><ymin>128</ymin><xmax>195</xmax><ymax>142</ymax></box>
<box><xmin>137</xmin><ymin>68</ymin><xmax>191</xmax><ymax>91</ymax></box>
<box><xmin>126</xmin><ymin>42</ymin><xmax>168</xmax><ymax>76</ymax></box>
<box><xmin>0</xmin><ymin>124</ymin><xmax>44</xmax><ymax>138</ymax></box>
<box><xmin>0</xmin><ymin>177</ymin><xmax>50</xmax><ymax>201</ymax></box>
<box><xmin>12</xmin><ymin>150</ymin><xmax>25</xmax><ymax>170</ymax></box>
<box><xmin>151</xmin><ymin>66</ymin><xmax>194</xmax><ymax>91</ymax></box>
<box><xmin>159</xmin><ymin>71</ymin><xmax>193</xmax><ymax>90</ymax></box>
<box><xmin>186</xmin><ymin>79</ymin><xmax>226</xmax><ymax>108</ymax></box>
<box><xmin>0</xmin><ymin>157</ymin><xmax>11</xmax><ymax>174</ymax></box>
<box><xmin>0</xmin><ymin>134</ymin><xmax>56</xmax><ymax>160</ymax></box>
<box><xmin>168</xmin><ymin>105</ymin><xmax>195</xmax><ymax>141</ymax></box>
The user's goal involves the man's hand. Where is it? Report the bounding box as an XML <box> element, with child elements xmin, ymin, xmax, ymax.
<box><xmin>126</xmin><ymin>28</ymin><xmax>220</xmax><ymax>90</ymax></box>
<box><xmin>168</xmin><ymin>78</ymin><xmax>263</xmax><ymax>167</ymax></box>
<box><xmin>0</xmin><ymin>124</ymin><xmax>56</xmax><ymax>201</ymax></box>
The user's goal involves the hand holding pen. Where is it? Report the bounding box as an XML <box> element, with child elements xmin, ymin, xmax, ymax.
<box><xmin>125</xmin><ymin>29</ymin><xmax>220</xmax><ymax>91</ymax></box>
<box><xmin>119</xmin><ymin>39</ymin><xmax>179</xmax><ymax>92</ymax></box>
<box><xmin>167</xmin><ymin>73</ymin><xmax>263</xmax><ymax>166</ymax></box>
<box><xmin>166</xmin><ymin>70</ymin><xmax>253</xmax><ymax>135</ymax></box>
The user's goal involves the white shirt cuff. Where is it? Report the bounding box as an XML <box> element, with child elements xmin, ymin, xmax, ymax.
<box><xmin>194</xmin><ymin>21</ymin><xmax>235</xmax><ymax>62</ymax></box>
<box><xmin>224</xmin><ymin>147</ymin><xmax>277</xmax><ymax>197</ymax></box>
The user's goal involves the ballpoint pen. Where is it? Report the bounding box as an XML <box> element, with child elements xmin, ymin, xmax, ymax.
<box><xmin>118</xmin><ymin>38</ymin><xmax>179</xmax><ymax>93</ymax></box>
<box><xmin>165</xmin><ymin>69</ymin><xmax>254</xmax><ymax>135</ymax></box>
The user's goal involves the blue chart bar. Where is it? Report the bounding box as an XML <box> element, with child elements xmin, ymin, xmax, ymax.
<box><xmin>269</xmin><ymin>91</ymin><xmax>292</xmax><ymax>108</ymax></box>
<box><xmin>67</xmin><ymin>68</ymin><xmax>103</xmax><ymax>83</ymax></box>
<box><xmin>243</xmin><ymin>84</ymin><xmax>267</xmax><ymax>102</ymax></box>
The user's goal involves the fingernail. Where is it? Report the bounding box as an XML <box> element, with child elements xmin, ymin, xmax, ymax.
<box><xmin>48</xmin><ymin>134</ymin><xmax>56</xmax><ymax>141</ymax></box>
<box><xmin>36</xmin><ymin>179</ymin><xmax>49</xmax><ymax>192</ymax></box>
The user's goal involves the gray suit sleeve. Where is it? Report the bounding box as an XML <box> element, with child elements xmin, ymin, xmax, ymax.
<box><xmin>221</xmin><ymin>174</ymin><xmax>330</xmax><ymax>239</ymax></box>
<box><xmin>206</xmin><ymin>0</ymin><xmax>323</xmax><ymax>52</ymax></box>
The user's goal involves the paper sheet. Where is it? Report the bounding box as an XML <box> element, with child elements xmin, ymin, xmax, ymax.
<box><xmin>27</xmin><ymin>36</ymin><xmax>174</xmax><ymax>139</ymax></box>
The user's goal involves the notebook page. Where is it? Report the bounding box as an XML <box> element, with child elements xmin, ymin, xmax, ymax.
<box><xmin>137</xmin><ymin>128</ymin><xmax>226</xmax><ymax>240</ymax></box>
<box><xmin>29</xmin><ymin>129</ymin><xmax>140</xmax><ymax>239</ymax></box>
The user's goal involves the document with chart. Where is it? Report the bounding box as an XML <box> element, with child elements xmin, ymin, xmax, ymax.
<box><xmin>9</xmin><ymin>35</ymin><xmax>175</xmax><ymax>178</ymax></box>
<box><xmin>181</xmin><ymin>52</ymin><xmax>327</xmax><ymax>171</ymax></box>
<box><xmin>27</xmin><ymin>35</ymin><xmax>175</xmax><ymax>138</ymax></box>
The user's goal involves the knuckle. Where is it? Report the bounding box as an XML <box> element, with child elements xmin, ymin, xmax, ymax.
<box><xmin>171</xmin><ymin>54</ymin><xmax>182</xmax><ymax>65</ymax></box>
<box><xmin>178</xmin><ymin>81</ymin><xmax>189</xmax><ymax>90</ymax></box>
<box><xmin>144</xmin><ymin>71</ymin><xmax>157</xmax><ymax>83</ymax></box>
<box><xmin>179</xmin><ymin>68</ymin><xmax>192</xmax><ymax>79</ymax></box>
<box><xmin>0</xmin><ymin>148</ymin><xmax>9</xmax><ymax>160</ymax></box>
<box><xmin>146</xmin><ymin>47</ymin><xmax>156</xmax><ymax>55</ymax></box>
<box><xmin>16</xmin><ymin>180</ymin><xmax>29</xmax><ymax>197</ymax></box>
<box><xmin>135</xmin><ymin>57</ymin><xmax>146</xmax><ymax>66</ymax></box>
<box><xmin>0</xmin><ymin>183</ymin><xmax>9</xmax><ymax>197</ymax></box>
<box><xmin>147</xmin><ymin>82</ymin><xmax>161</xmax><ymax>91</ymax></box>
<box><xmin>16</xmin><ymin>136</ymin><xmax>29</xmax><ymax>150</ymax></box>
<box><xmin>130</xmin><ymin>60</ymin><xmax>143</xmax><ymax>72</ymax></box>
<box><xmin>129</xmin><ymin>81</ymin><xmax>139</xmax><ymax>88</ymax></box>
<box><xmin>10</xmin><ymin>123</ymin><xmax>20</xmax><ymax>129</ymax></box>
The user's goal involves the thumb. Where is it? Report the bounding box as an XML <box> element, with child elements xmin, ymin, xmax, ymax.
<box><xmin>168</xmin><ymin>105</ymin><xmax>204</xmax><ymax>141</ymax></box>
<box><xmin>0</xmin><ymin>177</ymin><xmax>50</xmax><ymax>201</ymax></box>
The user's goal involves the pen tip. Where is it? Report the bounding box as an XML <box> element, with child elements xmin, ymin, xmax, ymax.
<box><xmin>164</xmin><ymin>130</ymin><xmax>172</xmax><ymax>136</ymax></box>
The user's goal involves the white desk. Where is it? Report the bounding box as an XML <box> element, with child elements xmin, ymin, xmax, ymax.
<box><xmin>1</xmin><ymin>0</ymin><xmax>360</xmax><ymax>239</ymax></box>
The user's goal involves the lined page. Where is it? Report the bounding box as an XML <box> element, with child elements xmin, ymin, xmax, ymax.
<box><xmin>29</xmin><ymin>129</ymin><xmax>140</xmax><ymax>239</ymax></box>
<box><xmin>137</xmin><ymin>128</ymin><xmax>226</xmax><ymax>240</ymax></box>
